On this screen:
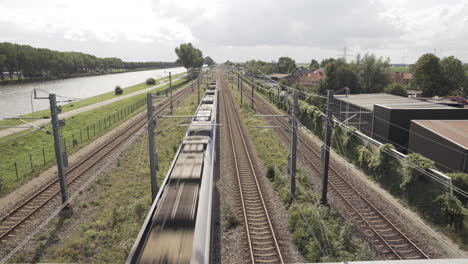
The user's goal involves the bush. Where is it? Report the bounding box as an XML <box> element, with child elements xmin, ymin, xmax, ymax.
<box><xmin>449</xmin><ymin>173</ymin><xmax>468</xmax><ymax>204</ymax></box>
<box><xmin>146</xmin><ymin>78</ymin><xmax>156</xmax><ymax>85</ymax></box>
<box><xmin>114</xmin><ymin>86</ymin><xmax>123</xmax><ymax>95</ymax></box>
<box><xmin>223</xmin><ymin>206</ymin><xmax>239</xmax><ymax>229</ymax></box>
<box><xmin>385</xmin><ymin>83</ymin><xmax>407</xmax><ymax>97</ymax></box>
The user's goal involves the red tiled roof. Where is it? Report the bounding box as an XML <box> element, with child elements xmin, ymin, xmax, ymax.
<box><xmin>403</xmin><ymin>73</ymin><xmax>413</xmax><ymax>80</ymax></box>
<box><xmin>299</xmin><ymin>69</ymin><xmax>326</xmax><ymax>84</ymax></box>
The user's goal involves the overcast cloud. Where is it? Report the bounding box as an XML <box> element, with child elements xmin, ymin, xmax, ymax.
<box><xmin>0</xmin><ymin>0</ymin><xmax>467</xmax><ymax>63</ymax></box>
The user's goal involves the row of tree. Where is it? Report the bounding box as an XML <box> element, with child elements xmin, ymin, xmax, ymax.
<box><xmin>318</xmin><ymin>53</ymin><xmax>468</xmax><ymax>96</ymax></box>
<box><xmin>318</xmin><ymin>54</ymin><xmax>392</xmax><ymax>94</ymax></box>
<box><xmin>244</xmin><ymin>57</ymin><xmax>297</xmax><ymax>76</ymax></box>
<box><xmin>412</xmin><ymin>54</ymin><xmax>467</xmax><ymax>97</ymax></box>
<box><xmin>0</xmin><ymin>42</ymin><xmax>177</xmax><ymax>80</ymax></box>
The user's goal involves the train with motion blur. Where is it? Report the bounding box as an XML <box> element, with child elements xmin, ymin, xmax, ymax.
<box><xmin>126</xmin><ymin>78</ymin><xmax>218</xmax><ymax>264</ymax></box>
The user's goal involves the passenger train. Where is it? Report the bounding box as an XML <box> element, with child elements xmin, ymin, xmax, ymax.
<box><xmin>126</xmin><ymin>78</ymin><xmax>218</xmax><ymax>264</ymax></box>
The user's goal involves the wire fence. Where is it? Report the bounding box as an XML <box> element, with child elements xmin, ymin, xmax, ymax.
<box><xmin>0</xmin><ymin>97</ymin><xmax>147</xmax><ymax>194</ymax></box>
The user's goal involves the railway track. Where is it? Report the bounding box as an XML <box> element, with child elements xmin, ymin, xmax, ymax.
<box><xmin>221</xmin><ymin>75</ymin><xmax>284</xmax><ymax>264</ymax></box>
<box><xmin>233</xmin><ymin>73</ymin><xmax>429</xmax><ymax>260</ymax></box>
<box><xmin>0</xmin><ymin>79</ymin><xmax>195</xmax><ymax>243</ymax></box>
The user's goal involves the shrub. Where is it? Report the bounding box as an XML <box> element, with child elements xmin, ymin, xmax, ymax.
<box><xmin>449</xmin><ymin>173</ymin><xmax>468</xmax><ymax>204</ymax></box>
<box><xmin>266</xmin><ymin>166</ymin><xmax>275</xmax><ymax>179</ymax></box>
<box><xmin>223</xmin><ymin>206</ymin><xmax>239</xmax><ymax>229</ymax></box>
<box><xmin>114</xmin><ymin>86</ymin><xmax>123</xmax><ymax>95</ymax></box>
<box><xmin>385</xmin><ymin>83</ymin><xmax>407</xmax><ymax>97</ymax></box>
<box><xmin>146</xmin><ymin>78</ymin><xmax>156</xmax><ymax>85</ymax></box>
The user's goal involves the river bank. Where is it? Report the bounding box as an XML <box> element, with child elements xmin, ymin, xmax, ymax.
<box><xmin>0</xmin><ymin>67</ymin><xmax>186</xmax><ymax>118</ymax></box>
<box><xmin>0</xmin><ymin>67</ymin><xmax>177</xmax><ymax>86</ymax></box>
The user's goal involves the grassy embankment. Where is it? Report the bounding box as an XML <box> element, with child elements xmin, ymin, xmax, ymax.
<box><xmin>8</xmin><ymin>81</ymin><xmax>203</xmax><ymax>263</ymax></box>
<box><xmin>389</xmin><ymin>66</ymin><xmax>410</xmax><ymax>73</ymax></box>
<box><xmin>227</xmin><ymin>83</ymin><xmax>374</xmax><ymax>262</ymax></box>
<box><xmin>0</xmin><ymin>77</ymin><xmax>189</xmax><ymax>197</ymax></box>
<box><xmin>0</xmin><ymin>72</ymin><xmax>185</xmax><ymax>130</ymax></box>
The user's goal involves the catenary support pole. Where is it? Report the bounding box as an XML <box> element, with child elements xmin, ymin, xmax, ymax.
<box><xmin>169</xmin><ymin>72</ymin><xmax>173</xmax><ymax>115</ymax></box>
<box><xmin>147</xmin><ymin>93</ymin><xmax>158</xmax><ymax>201</ymax></box>
<box><xmin>197</xmin><ymin>72</ymin><xmax>200</xmax><ymax>104</ymax></box>
<box><xmin>240</xmin><ymin>75</ymin><xmax>243</xmax><ymax>105</ymax></box>
<box><xmin>320</xmin><ymin>90</ymin><xmax>333</xmax><ymax>205</ymax></box>
<box><xmin>251</xmin><ymin>80</ymin><xmax>255</xmax><ymax>109</ymax></box>
<box><xmin>50</xmin><ymin>94</ymin><xmax>72</xmax><ymax>217</ymax></box>
<box><xmin>290</xmin><ymin>91</ymin><xmax>298</xmax><ymax>201</ymax></box>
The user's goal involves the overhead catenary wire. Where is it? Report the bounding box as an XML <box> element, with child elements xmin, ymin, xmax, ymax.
<box><xmin>0</xmin><ymin>125</ymin><xmax>143</xmax><ymax>264</ymax></box>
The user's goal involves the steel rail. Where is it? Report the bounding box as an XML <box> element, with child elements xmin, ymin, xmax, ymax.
<box><xmin>0</xmin><ymin>80</ymin><xmax>195</xmax><ymax>242</ymax></box>
<box><xmin>237</xmin><ymin>75</ymin><xmax>429</xmax><ymax>260</ymax></box>
<box><xmin>221</xmin><ymin>76</ymin><xmax>284</xmax><ymax>264</ymax></box>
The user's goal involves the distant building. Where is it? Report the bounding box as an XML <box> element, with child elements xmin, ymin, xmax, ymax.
<box><xmin>392</xmin><ymin>72</ymin><xmax>413</xmax><ymax>86</ymax></box>
<box><xmin>331</xmin><ymin>93</ymin><xmax>468</xmax><ymax>152</ymax></box>
<box><xmin>268</xmin><ymin>73</ymin><xmax>296</xmax><ymax>85</ymax></box>
<box><xmin>298</xmin><ymin>68</ymin><xmax>326</xmax><ymax>88</ymax></box>
<box><xmin>409</xmin><ymin>120</ymin><xmax>468</xmax><ymax>173</ymax></box>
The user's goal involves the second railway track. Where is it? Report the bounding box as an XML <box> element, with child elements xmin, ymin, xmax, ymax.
<box><xmin>0</xmin><ymin>79</ymin><xmax>196</xmax><ymax>243</ymax></box>
<box><xmin>221</xmin><ymin>75</ymin><xmax>284</xmax><ymax>264</ymax></box>
<box><xmin>232</xmin><ymin>73</ymin><xmax>429</xmax><ymax>260</ymax></box>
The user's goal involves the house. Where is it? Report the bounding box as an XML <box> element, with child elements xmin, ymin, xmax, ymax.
<box><xmin>298</xmin><ymin>68</ymin><xmax>326</xmax><ymax>88</ymax></box>
<box><xmin>392</xmin><ymin>72</ymin><xmax>413</xmax><ymax>86</ymax></box>
<box><xmin>267</xmin><ymin>73</ymin><xmax>297</xmax><ymax>85</ymax></box>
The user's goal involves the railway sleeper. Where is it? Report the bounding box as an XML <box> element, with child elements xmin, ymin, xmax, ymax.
<box><xmin>253</xmin><ymin>246</ymin><xmax>276</xmax><ymax>251</ymax></box>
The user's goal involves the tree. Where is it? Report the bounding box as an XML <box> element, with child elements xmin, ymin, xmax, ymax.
<box><xmin>174</xmin><ymin>43</ymin><xmax>204</xmax><ymax>70</ymax></box>
<box><xmin>385</xmin><ymin>83</ymin><xmax>407</xmax><ymax>97</ymax></box>
<box><xmin>412</xmin><ymin>53</ymin><xmax>444</xmax><ymax>97</ymax></box>
<box><xmin>0</xmin><ymin>54</ymin><xmax>6</xmax><ymax>77</ymax></box>
<box><xmin>354</xmin><ymin>53</ymin><xmax>391</xmax><ymax>93</ymax></box>
<box><xmin>277</xmin><ymin>57</ymin><xmax>296</xmax><ymax>73</ymax></box>
<box><xmin>440</xmin><ymin>56</ymin><xmax>465</xmax><ymax>95</ymax></box>
<box><xmin>204</xmin><ymin>56</ymin><xmax>215</xmax><ymax>66</ymax></box>
<box><xmin>319</xmin><ymin>59</ymin><xmax>359</xmax><ymax>94</ymax></box>
<box><xmin>309</xmin><ymin>59</ymin><xmax>319</xmax><ymax>70</ymax></box>
<box><xmin>320</xmin><ymin>58</ymin><xmax>335</xmax><ymax>68</ymax></box>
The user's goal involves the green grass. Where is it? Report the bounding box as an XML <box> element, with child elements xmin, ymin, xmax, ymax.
<box><xmin>389</xmin><ymin>66</ymin><xmax>410</xmax><ymax>73</ymax></box>
<box><xmin>8</xmin><ymin>87</ymin><xmax>201</xmax><ymax>263</ymax></box>
<box><xmin>0</xmin><ymin>72</ymin><xmax>186</xmax><ymax>130</ymax></box>
<box><xmin>0</xmin><ymin>77</ymin><xmax>189</xmax><ymax>197</ymax></box>
<box><xmin>228</xmin><ymin>82</ymin><xmax>374</xmax><ymax>262</ymax></box>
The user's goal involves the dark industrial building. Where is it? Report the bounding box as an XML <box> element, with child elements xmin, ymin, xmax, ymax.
<box><xmin>331</xmin><ymin>94</ymin><xmax>468</xmax><ymax>152</ymax></box>
<box><xmin>409</xmin><ymin>120</ymin><xmax>468</xmax><ymax>173</ymax></box>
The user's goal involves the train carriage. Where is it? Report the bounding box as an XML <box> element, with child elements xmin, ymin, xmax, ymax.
<box><xmin>127</xmin><ymin>79</ymin><xmax>218</xmax><ymax>264</ymax></box>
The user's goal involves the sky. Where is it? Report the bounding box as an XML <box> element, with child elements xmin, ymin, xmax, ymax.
<box><xmin>1</xmin><ymin>0</ymin><xmax>468</xmax><ymax>64</ymax></box>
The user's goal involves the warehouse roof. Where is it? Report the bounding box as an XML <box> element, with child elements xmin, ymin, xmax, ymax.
<box><xmin>411</xmin><ymin>120</ymin><xmax>468</xmax><ymax>149</ymax></box>
<box><xmin>334</xmin><ymin>93</ymin><xmax>455</xmax><ymax>111</ymax></box>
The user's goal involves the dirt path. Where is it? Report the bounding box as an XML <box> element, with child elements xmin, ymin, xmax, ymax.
<box><xmin>0</xmin><ymin>76</ymin><xmax>184</xmax><ymax>139</ymax></box>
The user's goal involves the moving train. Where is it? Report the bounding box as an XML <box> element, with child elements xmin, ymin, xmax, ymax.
<box><xmin>126</xmin><ymin>78</ymin><xmax>218</xmax><ymax>264</ymax></box>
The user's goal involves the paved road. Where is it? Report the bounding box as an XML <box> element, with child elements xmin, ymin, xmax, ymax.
<box><xmin>0</xmin><ymin>76</ymin><xmax>185</xmax><ymax>139</ymax></box>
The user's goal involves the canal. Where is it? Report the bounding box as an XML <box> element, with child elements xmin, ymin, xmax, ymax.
<box><xmin>0</xmin><ymin>67</ymin><xmax>186</xmax><ymax>118</ymax></box>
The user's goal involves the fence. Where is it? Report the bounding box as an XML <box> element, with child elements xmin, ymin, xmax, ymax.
<box><xmin>0</xmin><ymin>97</ymin><xmax>147</xmax><ymax>194</ymax></box>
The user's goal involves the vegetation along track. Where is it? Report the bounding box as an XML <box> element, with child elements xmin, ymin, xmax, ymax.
<box><xmin>0</xmin><ymin>79</ymin><xmax>196</xmax><ymax>244</ymax></box>
<box><xmin>234</xmin><ymin>73</ymin><xmax>429</xmax><ymax>260</ymax></box>
<box><xmin>221</xmin><ymin>75</ymin><xmax>284</xmax><ymax>264</ymax></box>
